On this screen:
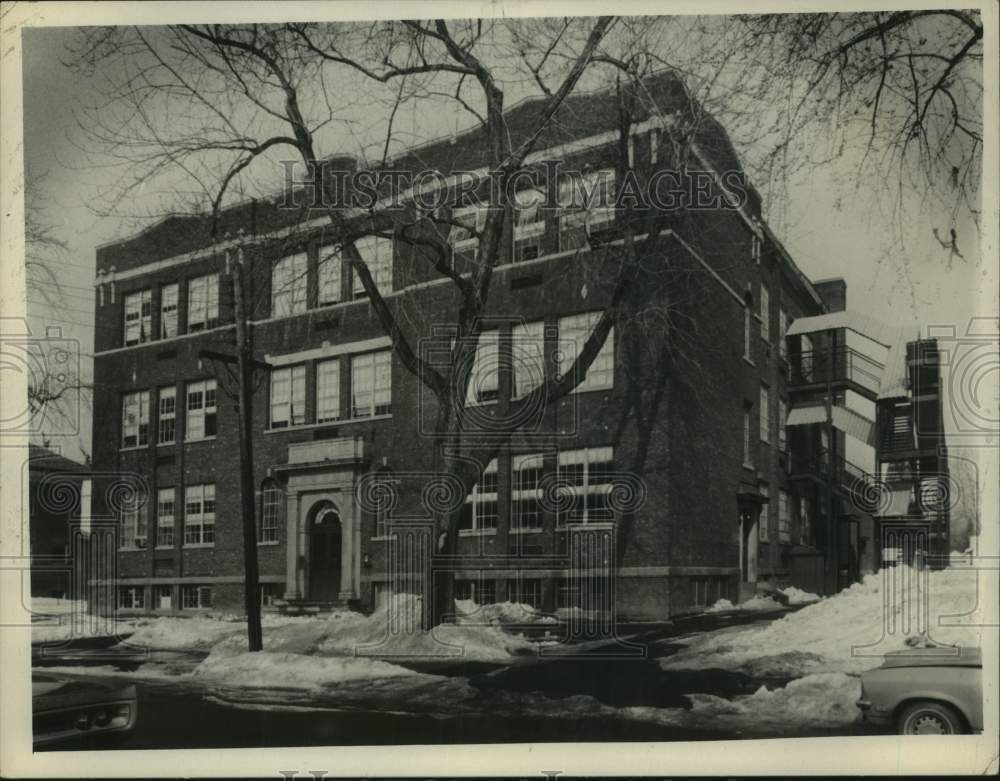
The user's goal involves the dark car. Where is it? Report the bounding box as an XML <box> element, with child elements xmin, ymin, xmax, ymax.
<box><xmin>856</xmin><ymin>646</ymin><xmax>983</xmax><ymax>735</ymax></box>
<box><xmin>33</xmin><ymin>673</ymin><xmax>138</xmax><ymax>749</ymax></box>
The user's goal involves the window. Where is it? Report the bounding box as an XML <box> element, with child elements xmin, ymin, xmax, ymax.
<box><xmin>455</xmin><ymin>579</ymin><xmax>496</xmax><ymax>605</ymax></box>
<box><xmin>187</xmin><ymin>273</ymin><xmax>219</xmax><ymax>331</ymax></box>
<box><xmin>317</xmin><ymin>246</ymin><xmax>342</xmax><ymax>306</ymax></box>
<box><xmin>449</xmin><ymin>204</ymin><xmax>486</xmax><ymax>255</ymax></box>
<box><xmin>512</xmin><ymin>453</ymin><xmax>544</xmax><ymax>531</ymax></box>
<box><xmin>316</xmin><ymin>359</ymin><xmax>340</xmax><ymax>423</ymax></box>
<box><xmin>460</xmin><ymin>459</ymin><xmax>498</xmax><ymax>533</ymax></box>
<box><xmin>121</xmin><ymin>391</ymin><xmax>150</xmax><ymax>448</ymax></box>
<box><xmin>156</xmin><ymin>487</ymin><xmax>175</xmax><ymax>548</ymax></box>
<box><xmin>760</xmin><ymin>385</ymin><xmax>770</xmax><ymax>443</ymax></box>
<box><xmin>269</xmin><ymin>365</ymin><xmax>306</xmax><ymax>428</ymax></box>
<box><xmin>743</xmin><ymin>296</ymin><xmax>753</xmax><ymax>361</ymax></box>
<box><xmin>185</xmin><ymin>379</ymin><xmax>217</xmax><ymax>440</ymax></box>
<box><xmin>259</xmin><ymin>480</ymin><xmax>282</xmax><ymax>543</ymax></box>
<box><xmin>351</xmin><ymin>351</ymin><xmax>391</xmax><ymax>418</ymax></box>
<box><xmin>261</xmin><ymin>583</ymin><xmax>284</xmax><ymax>607</ymax></box>
<box><xmin>271</xmin><ymin>252</ymin><xmax>308</xmax><ymax>317</ymax></box>
<box><xmin>512</xmin><ymin>321</ymin><xmax>545</xmax><ymax>399</ymax></box>
<box><xmin>466</xmin><ymin>331</ymin><xmax>499</xmax><ymax>405</ymax></box>
<box><xmin>778</xmin><ymin>397</ymin><xmax>787</xmax><ymax>451</ymax></box>
<box><xmin>558</xmin><ymin>312</ymin><xmax>614</xmax><ymax>392</ymax></box>
<box><xmin>779</xmin><ymin>307</ymin><xmax>788</xmax><ymax>359</ymax></box>
<box><xmin>509</xmin><ymin>579</ymin><xmax>542</xmax><ymax>609</ymax></box>
<box><xmin>181</xmin><ymin>585</ymin><xmax>213</xmax><ymax>609</ymax></box>
<box><xmin>760</xmin><ymin>283</ymin><xmax>770</xmax><ymax>342</ymax></box>
<box><xmin>752</xmin><ymin>233</ymin><xmax>762</xmax><ymax>265</ymax></box>
<box><xmin>513</xmin><ymin>188</ymin><xmax>546</xmax><ymax>263</ymax></box>
<box><xmin>124</xmin><ymin>289</ymin><xmax>152</xmax><ymax>345</ymax></box>
<box><xmin>158</xmin><ymin>386</ymin><xmax>176</xmax><ymax>444</ymax></box>
<box><xmin>778</xmin><ymin>490</ymin><xmax>791</xmax><ymax>542</ymax></box>
<box><xmin>759</xmin><ymin>484</ymin><xmax>770</xmax><ymax>542</ymax></box>
<box><xmin>352</xmin><ymin>235</ymin><xmax>393</xmax><ymax>298</ymax></box>
<box><xmin>558</xmin><ymin>170</ymin><xmax>616</xmax><ymax>251</ymax></box>
<box><xmin>556</xmin><ymin>447</ymin><xmax>614</xmax><ymax>525</ymax></box>
<box><xmin>743</xmin><ymin>402</ymin><xmax>754</xmax><ymax>467</ymax></box>
<box><xmin>184</xmin><ymin>484</ymin><xmax>215</xmax><ymax>546</ymax></box>
<box><xmin>155</xmin><ymin>585</ymin><xmax>172</xmax><ymax>610</ymax></box>
<box><xmin>118</xmin><ymin>586</ymin><xmax>144</xmax><ymax>610</ymax></box>
<box><xmin>120</xmin><ymin>484</ymin><xmax>148</xmax><ymax>549</ymax></box>
<box><xmin>160</xmin><ymin>283</ymin><xmax>178</xmax><ymax>339</ymax></box>
<box><xmin>799</xmin><ymin>496</ymin><xmax>811</xmax><ymax>545</ymax></box>
<box><xmin>650</xmin><ymin>128</ymin><xmax>660</xmax><ymax>165</ymax></box>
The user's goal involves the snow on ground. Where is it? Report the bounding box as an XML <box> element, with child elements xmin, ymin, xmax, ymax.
<box><xmin>705</xmin><ymin>595</ymin><xmax>786</xmax><ymax>613</ymax></box>
<box><xmin>665</xmin><ymin>565</ymin><xmax>983</xmax><ymax>678</ymax></box>
<box><xmin>781</xmin><ymin>586</ymin><xmax>821</xmax><ymax>605</ymax></box>
<box><xmin>455</xmin><ymin>599</ymin><xmax>558</xmax><ymax>625</ymax></box>
<box><xmin>193</xmin><ymin>649</ymin><xmax>422</xmax><ymax>689</ymax></box>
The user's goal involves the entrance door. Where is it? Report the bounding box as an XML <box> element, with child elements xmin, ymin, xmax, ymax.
<box><xmin>739</xmin><ymin>506</ymin><xmax>759</xmax><ymax>599</ymax></box>
<box><xmin>308</xmin><ymin>504</ymin><xmax>342</xmax><ymax>602</ymax></box>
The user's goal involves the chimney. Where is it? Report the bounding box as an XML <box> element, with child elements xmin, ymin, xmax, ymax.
<box><xmin>814</xmin><ymin>277</ymin><xmax>847</xmax><ymax>313</ymax></box>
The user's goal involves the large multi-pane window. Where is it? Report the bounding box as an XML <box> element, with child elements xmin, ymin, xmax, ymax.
<box><xmin>352</xmin><ymin>236</ymin><xmax>393</xmax><ymax>298</ymax></box>
<box><xmin>556</xmin><ymin>447</ymin><xmax>614</xmax><ymax>525</ymax></box>
<box><xmin>317</xmin><ymin>246</ymin><xmax>342</xmax><ymax>306</ymax></box>
<box><xmin>156</xmin><ymin>487</ymin><xmax>175</xmax><ymax>547</ymax></box>
<box><xmin>558</xmin><ymin>312</ymin><xmax>614</xmax><ymax>392</ymax></box>
<box><xmin>316</xmin><ymin>359</ymin><xmax>340</xmax><ymax>423</ymax></box>
<box><xmin>184</xmin><ymin>483</ymin><xmax>215</xmax><ymax>546</ymax></box>
<box><xmin>121</xmin><ymin>390</ymin><xmax>150</xmax><ymax>448</ymax></box>
<box><xmin>558</xmin><ymin>170</ymin><xmax>615</xmax><ymax>251</ymax></box>
<box><xmin>759</xmin><ymin>483</ymin><xmax>770</xmax><ymax>542</ymax></box>
<box><xmin>185</xmin><ymin>379</ymin><xmax>217</xmax><ymax>440</ymax></box>
<box><xmin>512</xmin><ymin>321</ymin><xmax>545</xmax><ymax>399</ymax></box>
<box><xmin>466</xmin><ymin>331</ymin><xmax>499</xmax><ymax>405</ymax></box>
<box><xmin>118</xmin><ymin>587</ymin><xmax>144</xmax><ymax>609</ymax></box>
<box><xmin>124</xmin><ymin>289</ymin><xmax>152</xmax><ymax>345</ymax></box>
<box><xmin>269</xmin><ymin>365</ymin><xmax>306</xmax><ymax>428</ymax></box>
<box><xmin>460</xmin><ymin>459</ymin><xmax>498</xmax><ymax>533</ymax></box>
<box><xmin>181</xmin><ymin>585</ymin><xmax>213</xmax><ymax>609</ymax></box>
<box><xmin>271</xmin><ymin>252</ymin><xmax>308</xmax><ymax>317</ymax></box>
<box><xmin>509</xmin><ymin>579</ymin><xmax>542</xmax><ymax>609</ymax></box>
<box><xmin>760</xmin><ymin>283</ymin><xmax>770</xmax><ymax>342</ymax></box>
<box><xmin>449</xmin><ymin>204</ymin><xmax>487</xmax><ymax>256</ymax></box>
<box><xmin>120</xmin><ymin>483</ymin><xmax>148</xmax><ymax>549</ymax></box>
<box><xmin>158</xmin><ymin>386</ymin><xmax>176</xmax><ymax>444</ymax></box>
<box><xmin>512</xmin><ymin>453</ymin><xmax>544</xmax><ymax>531</ymax></box>
<box><xmin>259</xmin><ymin>479</ymin><xmax>282</xmax><ymax>544</ymax></box>
<box><xmin>743</xmin><ymin>402</ymin><xmax>754</xmax><ymax>467</ymax></box>
<box><xmin>759</xmin><ymin>385</ymin><xmax>770</xmax><ymax>443</ymax></box>
<box><xmin>513</xmin><ymin>188</ymin><xmax>546</xmax><ymax>263</ymax></box>
<box><xmin>351</xmin><ymin>351</ymin><xmax>391</xmax><ymax>418</ymax></box>
<box><xmin>160</xmin><ymin>283</ymin><xmax>178</xmax><ymax>339</ymax></box>
<box><xmin>778</xmin><ymin>490</ymin><xmax>791</xmax><ymax>542</ymax></box>
<box><xmin>187</xmin><ymin>273</ymin><xmax>219</xmax><ymax>331</ymax></box>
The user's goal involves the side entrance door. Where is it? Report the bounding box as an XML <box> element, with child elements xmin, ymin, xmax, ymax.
<box><xmin>308</xmin><ymin>505</ymin><xmax>342</xmax><ymax>602</ymax></box>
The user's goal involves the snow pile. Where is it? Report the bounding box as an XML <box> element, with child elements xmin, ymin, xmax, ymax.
<box><xmin>193</xmin><ymin>649</ymin><xmax>421</xmax><ymax>690</ymax></box>
<box><xmin>455</xmin><ymin>600</ymin><xmax>558</xmax><ymax>626</ymax></box>
<box><xmin>664</xmin><ymin>566</ymin><xmax>983</xmax><ymax>677</ymax></box>
<box><xmin>30</xmin><ymin>597</ymin><xmax>89</xmax><ymax>616</ymax></box>
<box><xmin>200</xmin><ymin>593</ymin><xmax>537</xmax><ymax>662</ymax></box>
<box><xmin>780</xmin><ymin>586</ymin><xmax>821</xmax><ymax>606</ymax></box>
<box><xmin>126</xmin><ymin>615</ymin><xmax>251</xmax><ymax>651</ymax></box>
<box><xmin>704</xmin><ymin>595</ymin><xmax>785</xmax><ymax>613</ymax></box>
<box><xmin>688</xmin><ymin>672</ymin><xmax>862</xmax><ymax>727</ymax></box>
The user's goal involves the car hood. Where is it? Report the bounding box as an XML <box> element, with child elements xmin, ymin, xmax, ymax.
<box><xmin>880</xmin><ymin>645</ymin><xmax>981</xmax><ymax>669</ymax></box>
<box><xmin>33</xmin><ymin>674</ymin><xmax>136</xmax><ymax>712</ymax></box>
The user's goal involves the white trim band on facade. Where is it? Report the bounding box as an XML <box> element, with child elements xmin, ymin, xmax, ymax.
<box><xmin>265</xmin><ymin>335</ymin><xmax>392</xmax><ymax>367</ymax></box>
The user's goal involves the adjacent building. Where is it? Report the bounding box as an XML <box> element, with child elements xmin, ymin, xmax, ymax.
<box><xmin>87</xmin><ymin>71</ymin><xmax>945</xmax><ymax>619</ymax></box>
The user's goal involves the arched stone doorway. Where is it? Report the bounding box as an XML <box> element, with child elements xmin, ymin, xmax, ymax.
<box><xmin>308</xmin><ymin>501</ymin><xmax>342</xmax><ymax>602</ymax></box>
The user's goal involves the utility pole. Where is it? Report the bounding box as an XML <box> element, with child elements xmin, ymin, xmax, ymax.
<box><xmin>233</xmin><ymin>244</ymin><xmax>262</xmax><ymax>652</ymax></box>
<box><xmin>200</xmin><ymin>242</ymin><xmax>269</xmax><ymax>651</ymax></box>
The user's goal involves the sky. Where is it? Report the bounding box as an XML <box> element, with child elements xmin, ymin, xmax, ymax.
<box><xmin>17</xmin><ymin>18</ymin><xmax>996</xmax><ymax>474</ymax></box>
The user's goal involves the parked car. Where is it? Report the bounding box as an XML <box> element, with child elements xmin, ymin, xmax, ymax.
<box><xmin>856</xmin><ymin>646</ymin><xmax>982</xmax><ymax>734</ymax></box>
<box><xmin>33</xmin><ymin>673</ymin><xmax>138</xmax><ymax>748</ymax></box>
